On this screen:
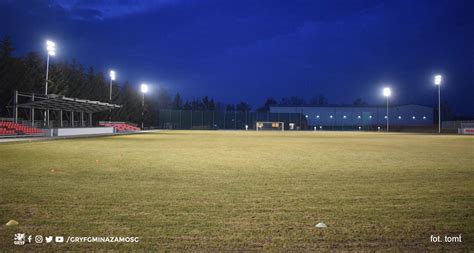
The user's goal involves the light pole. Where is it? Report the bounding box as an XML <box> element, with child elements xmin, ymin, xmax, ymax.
<box><xmin>434</xmin><ymin>75</ymin><xmax>442</xmax><ymax>133</ymax></box>
<box><xmin>44</xmin><ymin>40</ymin><xmax>56</xmax><ymax>95</ymax></box>
<box><xmin>383</xmin><ymin>87</ymin><xmax>391</xmax><ymax>132</ymax></box>
<box><xmin>44</xmin><ymin>40</ymin><xmax>56</xmax><ymax>127</ymax></box>
<box><xmin>140</xmin><ymin>84</ymin><xmax>149</xmax><ymax>129</ymax></box>
<box><xmin>109</xmin><ymin>70</ymin><xmax>116</xmax><ymax>122</ymax></box>
<box><xmin>45</xmin><ymin>40</ymin><xmax>56</xmax><ymax>95</ymax></box>
<box><xmin>109</xmin><ymin>70</ymin><xmax>116</xmax><ymax>101</ymax></box>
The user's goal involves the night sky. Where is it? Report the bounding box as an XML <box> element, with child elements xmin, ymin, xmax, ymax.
<box><xmin>1</xmin><ymin>0</ymin><xmax>473</xmax><ymax>114</ymax></box>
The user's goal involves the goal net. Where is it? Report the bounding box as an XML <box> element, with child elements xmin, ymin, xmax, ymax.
<box><xmin>256</xmin><ymin>121</ymin><xmax>284</xmax><ymax>132</ymax></box>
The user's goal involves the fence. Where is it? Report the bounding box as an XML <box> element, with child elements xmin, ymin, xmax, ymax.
<box><xmin>442</xmin><ymin>120</ymin><xmax>474</xmax><ymax>130</ymax></box>
<box><xmin>158</xmin><ymin>110</ymin><xmax>308</xmax><ymax>130</ymax></box>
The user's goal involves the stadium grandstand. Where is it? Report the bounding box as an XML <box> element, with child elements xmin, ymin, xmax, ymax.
<box><xmin>0</xmin><ymin>91</ymin><xmax>139</xmax><ymax>138</ymax></box>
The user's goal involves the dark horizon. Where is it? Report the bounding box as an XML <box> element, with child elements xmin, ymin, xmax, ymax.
<box><xmin>1</xmin><ymin>0</ymin><xmax>473</xmax><ymax>115</ymax></box>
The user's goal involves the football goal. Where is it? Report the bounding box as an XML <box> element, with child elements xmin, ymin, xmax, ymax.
<box><xmin>256</xmin><ymin>121</ymin><xmax>284</xmax><ymax>132</ymax></box>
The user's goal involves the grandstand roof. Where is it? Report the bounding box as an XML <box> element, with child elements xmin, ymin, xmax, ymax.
<box><xmin>15</xmin><ymin>94</ymin><xmax>122</xmax><ymax>113</ymax></box>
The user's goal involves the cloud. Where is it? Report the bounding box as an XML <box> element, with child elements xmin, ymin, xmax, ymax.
<box><xmin>49</xmin><ymin>0</ymin><xmax>180</xmax><ymax>20</ymax></box>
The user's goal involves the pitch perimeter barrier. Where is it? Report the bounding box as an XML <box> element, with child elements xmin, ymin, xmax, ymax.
<box><xmin>158</xmin><ymin>109</ymin><xmax>444</xmax><ymax>132</ymax></box>
<box><xmin>158</xmin><ymin>110</ymin><xmax>308</xmax><ymax>130</ymax></box>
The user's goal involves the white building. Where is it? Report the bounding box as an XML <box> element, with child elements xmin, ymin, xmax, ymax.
<box><xmin>270</xmin><ymin>104</ymin><xmax>433</xmax><ymax>128</ymax></box>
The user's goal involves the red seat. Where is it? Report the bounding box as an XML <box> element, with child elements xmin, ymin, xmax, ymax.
<box><xmin>99</xmin><ymin>122</ymin><xmax>140</xmax><ymax>132</ymax></box>
<box><xmin>0</xmin><ymin>121</ymin><xmax>43</xmax><ymax>136</ymax></box>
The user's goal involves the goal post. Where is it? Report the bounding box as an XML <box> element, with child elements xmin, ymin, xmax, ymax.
<box><xmin>256</xmin><ymin>121</ymin><xmax>284</xmax><ymax>132</ymax></box>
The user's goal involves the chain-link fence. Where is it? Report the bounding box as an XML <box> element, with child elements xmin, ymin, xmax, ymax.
<box><xmin>158</xmin><ymin>109</ymin><xmax>308</xmax><ymax>130</ymax></box>
<box><xmin>442</xmin><ymin>120</ymin><xmax>474</xmax><ymax>130</ymax></box>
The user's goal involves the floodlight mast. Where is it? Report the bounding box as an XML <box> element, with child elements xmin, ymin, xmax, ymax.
<box><xmin>45</xmin><ymin>40</ymin><xmax>56</xmax><ymax>95</ymax></box>
<box><xmin>109</xmin><ymin>70</ymin><xmax>116</xmax><ymax>122</ymax></box>
<box><xmin>434</xmin><ymin>75</ymin><xmax>442</xmax><ymax>133</ymax></box>
<box><xmin>383</xmin><ymin>87</ymin><xmax>391</xmax><ymax>132</ymax></box>
<box><xmin>109</xmin><ymin>70</ymin><xmax>116</xmax><ymax>101</ymax></box>
<box><xmin>140</xmin><ymin>84</ymin><xmax>149</xmax><ymax>129</ymax></box>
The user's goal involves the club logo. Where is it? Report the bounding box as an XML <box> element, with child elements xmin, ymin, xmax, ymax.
<box><xmin>13</xmin><ymin>233</ymin><xmax>25</xmax><ymax>246</ymax></box>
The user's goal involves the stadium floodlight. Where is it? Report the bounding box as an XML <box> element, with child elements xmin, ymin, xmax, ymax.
<box><xmin>109</xmin><ymin>70</ymin><xmax>116</xmax><ymax>100</ymax></box>
<box><xmin>434</xmin><ymin>75</ymin><xmax>442</xmax><ymax>85</ymax></box>
<box><xmin>108</xmin><ymin>70</ymin><xmax>116</xmax><ymax>122</ymax></box>
<box><xmin>46</xmin><ymin>40</ymin><xmax>56</xmax><ymax>54</ymax></box>
<box><xmin>140</xmin><ymin>83</ymin><xmax>149</xmax><ymax>129</ymax></box>
<box><xmin>110</xmin><ymin>70</ymin><xmax>116</xmax><ymax>81</ymax></box>
<box><xmin>141</xmin><ymin>84</ymin><xmax>149</xmax><ymax>94</ymax></box>
<box><xmin>382</xmin><ymin>87</ymin><xmax>391</xmax><ymax>132</ymax></box>
<box><xmin>45</xmin><ymin>40</ymin><xmax>56</xmax><ymax>95</ymax></box>
<box><xmin>383</xmin><ymin>87</ymin><xmax>391</xmax><ymax>97</ymax></box>
<box><xmin>434</xmin><ymin>74</ymin><xmax>442</xmax><ymax>133</ymax></box>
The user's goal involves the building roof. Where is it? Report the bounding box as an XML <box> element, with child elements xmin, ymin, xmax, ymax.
<box><xmin>270</xmin><ymin>104</ymin><xmax>433</xmax><ymax>109</ymax></box>
<box><xmin>15</xmin><ymin>94</ymin><xmax>122</xmax><ymax>113</ymax></box>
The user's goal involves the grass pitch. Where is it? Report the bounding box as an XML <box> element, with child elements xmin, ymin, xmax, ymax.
<box><xmin>0</xmin><ymin>131</ymin><xmax>473</xmax><ymax>251</ymax></box>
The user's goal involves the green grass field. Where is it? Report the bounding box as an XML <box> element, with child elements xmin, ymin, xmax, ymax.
<box><xmin>0</xmin><ymin>131</ymin><xmax>473</xmax><ymax>251</ymax></box>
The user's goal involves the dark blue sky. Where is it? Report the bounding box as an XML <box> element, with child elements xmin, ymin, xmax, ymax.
<box><xmin>1</xmin><ymin>0</ymin><xmax>473</xmax><ymax>114</ymax></box>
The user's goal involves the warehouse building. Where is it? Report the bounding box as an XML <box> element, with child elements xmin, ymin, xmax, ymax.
<box><xmin>270</xmin><ymin>104</ymin><xmax>433</xmax><ymax>130</ymax></box>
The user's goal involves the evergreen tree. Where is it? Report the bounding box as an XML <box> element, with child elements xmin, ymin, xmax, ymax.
<box><xmin>258</xmin><ymin>97</ymin><xmax>277</xmax><ymax>112</ymax></box>
<box><xmin>173</xmin><ymin>93</ymin><xmax>182</xmax><ymax>109</ymax></box>
<box><xmin>0</xmin><ymin>36</ymin><xmax>14</xmax><ymax>59</ymax></box>
<box><xmin>309</xmin><ymin>95</ymin><xmax>328</xmax><ymax>106</ymax></box>
<box><xmin>236</xmin><ymin>102</ymin><xmax>251</xmax><ymax>111</ymax></box>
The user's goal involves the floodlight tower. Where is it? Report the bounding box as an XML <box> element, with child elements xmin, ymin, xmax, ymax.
<box><xmin>140</xmin><ymin>84</ymin><xmax>149</xmax><ymax>129</ymax></box>
<box><xmin>434</xmin><ymin>75</ymin><xmax>442</xmax><ymax>133</ymax></box>
<box><xmin>109</xmin><ymin>70</ymin><xmax>116</xmax><ymax>101</ymax></box>
<box><xmin>108</xmin><ymin>70</ymin><xmax>116</xmax><ymax>122</ymax></box>
<box><xmin>383</xmin><ymin>87</ymin><xmax>391</xmax><ymax>132</ymax></box>
<box><xmin>45</xmin><ymin>40</ymin><xmax>56</xmax><ymax>95</ymax></box>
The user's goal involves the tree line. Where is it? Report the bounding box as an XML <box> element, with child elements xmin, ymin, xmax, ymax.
<box><xmin>1</xmin><ymin>36</ymin><xmax>389</xmax><ymax>126</ymax></box>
